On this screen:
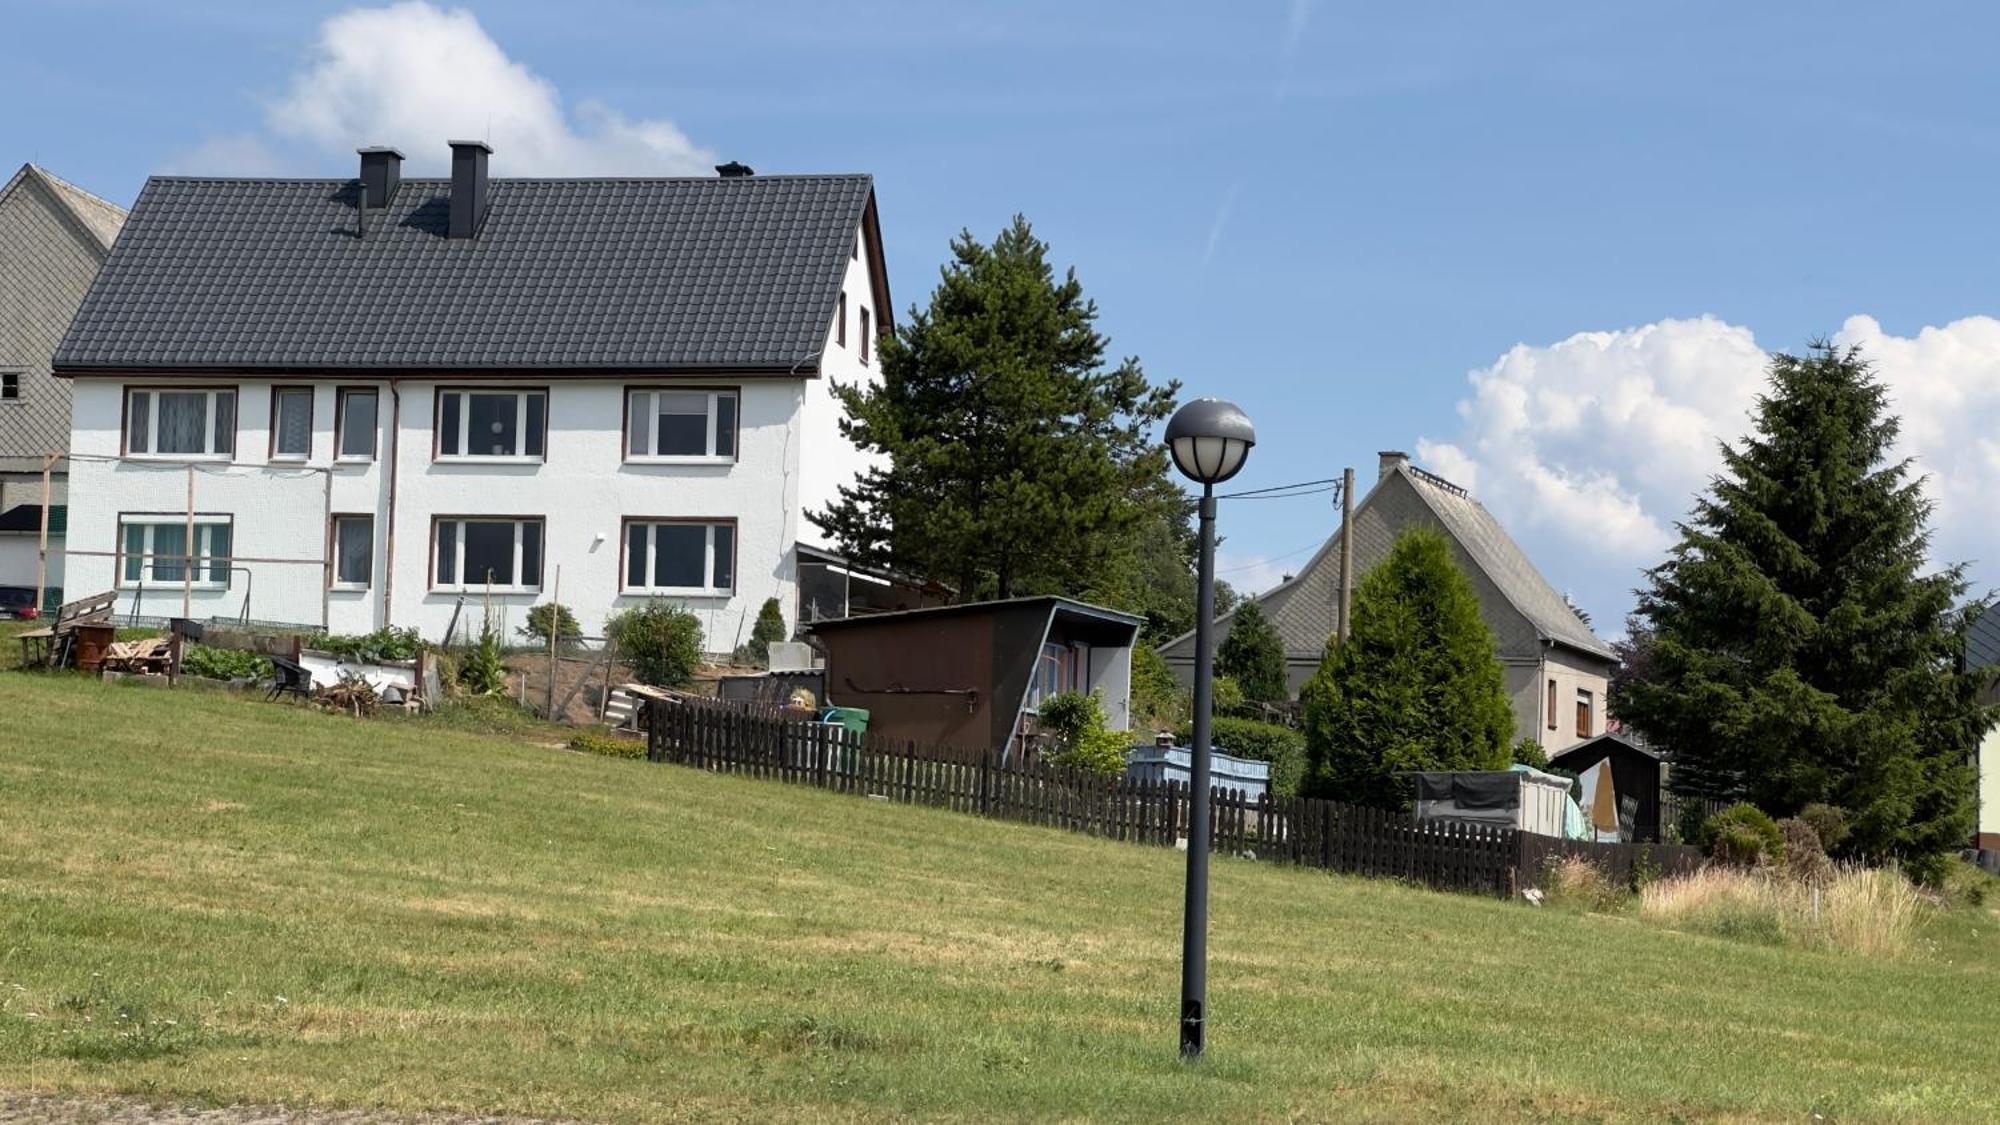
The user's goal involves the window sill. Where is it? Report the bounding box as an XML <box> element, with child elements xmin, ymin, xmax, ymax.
<box><xmin>434</xmin><ymin>455</ymin><xmax>543</xmax><ymax>466</ymax></box>
<box><xmin>270</xmin><ymin>455</ymin><xmax>311</xmax><ymax>464</ymax></box>
<box><xmin>431</xmin><ymin>585</ymin><xmax>541</xmax><ymax>595</ymax></box>
<box><xmin>329</xmin><ymin>583</ymin><xmax>372</xmax><ymax>593</ymax></box>
<box><xmin>623</xmin><ymin>456</ymin><xmax>736</xmax><ymax>467</ymax></box>
<box><xmin>621</xmin><ymin>588</ymin><xmax>733</xmax><ymax>599</ymax></box>
<box><xmin>123</xmin><ymin>453</ymin><xmax>233</xmax><ymax>464</ymax></box>
<box><xmin>118</xmin><ymin>584</ymin><xmax>230</xmax><ymax>592</ymax></box>
<box><xmin>333</xmin><ymin>455</ymin><xmax>377</xmax><ymax>466</ymax></box>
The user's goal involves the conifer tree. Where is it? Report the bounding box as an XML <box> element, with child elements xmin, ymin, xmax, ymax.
<box><xmin>1216</xmin><ymin>596</ymin><xmax>1288</xmax><ymax>702</ymax></box>
<box><xmin>1299</xmin><ymin>528</ymin><xmax>1514</xmax><ymax>808</ymax></box>
<box><xmin>811</xmin><ymin>217</ymin><xmax>1180</xmax><ymax>603</ymax></box>
<box><xmin>1617</xmin><ymin>342</ymin><xmax>1983</xmax><ymax>878</ymax></box>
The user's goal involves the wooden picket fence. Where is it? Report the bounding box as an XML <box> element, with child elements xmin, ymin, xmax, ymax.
<box><xmin>645</xmin><ymin>694</ymin><xmax>1699</xmax><ymax>898</ymax></box>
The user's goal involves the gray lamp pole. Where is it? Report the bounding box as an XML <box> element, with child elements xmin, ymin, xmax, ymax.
<box><xmin>1163</xmin><ymin>397</ymin><xmax>1255</xmax><ymax>1060</ymax></box>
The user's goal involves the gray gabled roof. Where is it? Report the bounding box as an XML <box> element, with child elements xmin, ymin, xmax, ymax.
<box><xmin>1966</xmin><ymin>602</ymin><xmax>2000</xmax><ymax>670</ymax></box>
<box><xmin>54</xmin><ymin>173</ymin><xmax>878</xmax><ymax>374</ymax></box>
<box><xmin>1162</xmin><ymin>460</ymin><xmax>1614</xmax><ymax>664</ymax></box>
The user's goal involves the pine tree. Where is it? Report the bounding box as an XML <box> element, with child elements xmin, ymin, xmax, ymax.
<box><xmin>810</xmin><ymin>216</ymin><xmax>1180</xmax><ymax>603</ymax></box>
<box><xmin>1299</xmin><ymin>528</ymin><xmax>1514</xmax><ymax>808</ymax></box>
<box><xmin>1216</xmin><ymin>596</ymin><xmax>1288</xmax><ymax>702</ymax></box>
<box><xmin>743</xmin><ymin>597</ymin><xmax>787</xmax><ymax>668</ymax></box>
<box><xmin>1617</xmin><ymin>342</ymin><xmax>1983</xmax><ymax>878</ymax></box>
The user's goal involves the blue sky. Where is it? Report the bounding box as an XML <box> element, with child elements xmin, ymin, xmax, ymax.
<box><xmin>15</xmin><ymin>1</ymin><xmax>2000</xmax><ymax>629</ymax></box>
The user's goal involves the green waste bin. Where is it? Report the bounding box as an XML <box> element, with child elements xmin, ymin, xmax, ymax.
<box><xmin>826</xmin><ymin>706</ymin><xmax>870</xmax><ymax>735</ymax></box>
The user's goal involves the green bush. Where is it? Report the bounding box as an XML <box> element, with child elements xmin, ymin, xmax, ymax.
<box><xmin>458</xmin><ymin>620</ymin><xmax>508</xmax><ymax>697</ymax></box>
<box><xmin>1701</xmin><ymin>803</ymin><xmax>1785</xmax><ymax>868</ymax></box>
<box><xmin>607</xmin><ymin>601</ymin><xmax>704</xmax><ymax>688</ymax></box>
<box><xmin>1797</xmin><ymin>803</ymin><xmax>1851</xmax><ymax>854</ymax></box>
<box><xmin>1038</xmin><ymin>690</ymin><xmax>1133</xmax><ymax>775</ymax></box>
<box><xmin>178</xmin><ymin>644</ymin><xmax>271</xmax><ymax>681</ymax></box>
<box><xmin>309</xmin><ymin>627</ymin><xmax>424</xmax><ymax>664</ymax></box>
<box><xmin>1174</xmin><ymin>716</ymin><xmax>1306</xmax><ymax>797</ymax></box>
<box><xmin>569</xmin><ymin>729</ymin><xmax>647</xmax><ymax>760</ymax></box>
<box><xmin>1216</xmin><ymin>598</ymin><xmax>1288</xmax><ymax>702</ymax></box>
<box><xmin>737</xmin><ymin>598</ymin><xmax>788</xmax><ymax>668</ymax></box>
<box><xmin>518</xmin><ymin>603</ymin><xmax>582</xmax><ymax>650</ymax></box>
<box><xmin>1511</xmin><ymin>738</ymin><xmax>1549</xmax><ymax>769</ymax></box>
<box><xmin>1210</xmin><ymin>675</ymin><xmax>1245</xmax><ymax>716</ymax></box>
<box><xmin>1130</xmin><ymin>644</ymin><xmax>1184</xmax><ymax>730</ymax></box>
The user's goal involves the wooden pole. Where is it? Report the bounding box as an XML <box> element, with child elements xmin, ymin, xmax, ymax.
<box><xmin>1337</xmin><ymin>466</ymin><xmax>1355</xmax><ymax>643</ymax></box>
<box><xmin>545</xmin><ymin>565</ymin><xmax>561</xmax><ymax>718</ymax></box>
<box><xmin>34</xmin><ymin>453</ymin><xmax>56</xmax><ymax>613</ymax></box>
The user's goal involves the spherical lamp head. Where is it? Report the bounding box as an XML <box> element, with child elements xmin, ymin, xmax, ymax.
<box><xmin>1166</xmin><ymin>398</ymin><xmax>1256</xmax><ymax>485</ymax></box>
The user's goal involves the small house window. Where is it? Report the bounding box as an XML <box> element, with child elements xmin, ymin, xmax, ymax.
<box><xmin>125</xmin><ymin>388</ymin><xmax>235</xmax><ymax>458</ymax></box>
<box><xmin>337</xmin><ymin>388</ymin><xmax>379</xmax><ymax>460</ymax></box>
<box><xmin>434</xmin><ymin>517</ymin><xmax>543</xmax><ymax>591</ymax></box>
<box><xmin>1576</xmin><ymin>688</ymin><xmax>1594</xmax><ymax>739</ymax></box>
<box><xmin>623</xmin><ymin>519</ymin><xmax>735</xmax><ymax>595</ymax></box>
<box><xmin>837</xmin><ymin>292</ymin><xmax>847</xmax><ymax>348</ymax></box>
<box><xmin>1</xmin><ymin>372</ymin><xmax>20</xmax><ymax>400</ymax></box>
<box><xmin>860</xmin><ymin>308</ymin><xmax>871</xmax><ymax>364</ymax></box>
<box><xmin>271</xmin><ymin>387</ymin><xmax>313</xmax><ymax>460</ymax></box>
<box><xmin>625</xmin><ymin>390</ymin><xmax>737</xmax><ymax>460</ymax></box>
<box><xmin>437</xmin><ymin>389</ymin><xmax>545</xmax><ymax>460</ymax></box>
<box><xmin>331</xmin><ymin>515</ymin><xmax>373</xmax><ymax>587</ymax></box>
<box><xmin>1547</xmin><ymin>679</ymin><xmax>1558</xmax><ymax>731</ymax></box>
<box><xmin>119</xmin><ymin>516</ymin><xmax>232</xmax><ymax>587</ymax></box>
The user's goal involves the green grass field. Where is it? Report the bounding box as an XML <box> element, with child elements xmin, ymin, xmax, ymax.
<box><xmin>2</xmin><ymin>662</ymin><xmax>1998</xmax><ymax>1122</ymax></box>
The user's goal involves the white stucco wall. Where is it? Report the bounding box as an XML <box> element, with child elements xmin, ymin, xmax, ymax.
<box><xmin>1980</xmin><ymin>727</ymin><xmax>2000</xmax><ymax>848</ymax></box>
<box><xmin>64</xmin><ymin>374</ymin><xmax>806</xmax><ymax>653</ymax></box>
<box><xmin>798</xmin><ymin>231</ymin><xmax>883</xmax><ymax>545</ymax></box>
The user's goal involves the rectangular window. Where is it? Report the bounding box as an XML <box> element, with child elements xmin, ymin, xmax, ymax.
<box><xmin>124</xmin><ymin>388</ymin><xmax>235</xmax><ymax>458</ymax></box>
<box><xmin>1576</xmin><ymin>688</ymin><xmax>1594</xmax><ymax>739</ymax></box>
<box><xmin>118</xmin><ymin>516</ymin><xmax>232</xmax><ymax>587</ymax></box>
<box><xmin>859</xmin><ymin>308</ymin><xmax>871</xmax><ymax>364</ymax></box>
<box><xmin>337</xmin><ymin>388</ymin><xmax>378</xmax><ymax>460</ymax></box>
<box><xmin>271</xmin><ymin>387</ymin><xmax>314</xmax><ymax>460</ymax></box>
<box><xmin>1547</xmin><ymin>679</ymin><xmax>1558</xmax><ymax>731</ymax></box>
<box><xmin>1</xmin><ymin>372</ymin><xmax>19</xmax><ymax>400</ymax></box>
<box><xmin>331</xmin><ymin>515</ymin><xmax>373</xmax><ymax>587</ymax></box>
<box><xmin>621</xmin><ymin>519</ymin><xmax>735</xmax><ymax>595</ymax></box>
<box><xmin>625</xmin><ymin>389</ymin><xmax>738</xmax><ymax>460</ymax></box>
<box><xmin>837</xmin><ymin>292</ymin><xmax>847</xmax><ymax>348</ymax></box>
<box><xmin>437</xmin><ymin>389</ymin><xmax>546</xmax><ymax>460</ymax></box>
<box><xmin>433</xmin><ymin>517</ymin><xmax>543</xmax><ymax>591</ymax></box>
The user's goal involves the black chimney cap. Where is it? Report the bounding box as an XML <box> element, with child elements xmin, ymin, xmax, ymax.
<box><xmin>715</xmin><ymin>161</ymin><xmax>755</xmax><ymax>178</ymax></box>
<box><xmin>357</xmin><ymin>145</ymin><xmax>406</xmax><ymax>157</ymax></box>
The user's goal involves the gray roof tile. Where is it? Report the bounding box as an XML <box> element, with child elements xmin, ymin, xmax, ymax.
<box><xmin>55</xmin><ymin>173</ymin><xmax>874</xmax><ymax>372</ymax></box>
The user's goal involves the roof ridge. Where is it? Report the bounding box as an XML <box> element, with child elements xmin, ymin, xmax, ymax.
<box><xmin>144</xmin><ymin>172</ymin><xmax>872</xmax><ymax>185</ymax></box>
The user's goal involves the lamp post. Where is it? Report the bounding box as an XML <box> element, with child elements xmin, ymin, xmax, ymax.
<box><xmin>1164</xmin><ymin>397</ymin><xmax>1255</xmax><ymax>1060</ymax></box>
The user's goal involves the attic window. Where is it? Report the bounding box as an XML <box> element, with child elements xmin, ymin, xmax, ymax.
<box><xmin>838</xmin><ymin>292</ymin><xmax>847</xmax><ymax>348</ymax></box>
<box><xmin>860</xmin><ymin>308</ymin><xmax>871</xmax><ymax>364</ymax></box>
<box><xmin>1</xmin><ymin>372</ymin><xmax>19</xmax><ymax>401</ymax></box>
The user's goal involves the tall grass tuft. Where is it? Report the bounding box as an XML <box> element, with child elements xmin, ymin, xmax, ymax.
<box><xmin>1640</xmin><ymin>864</ymin><xmax>1926</xmax><ymax>955</ymax></box>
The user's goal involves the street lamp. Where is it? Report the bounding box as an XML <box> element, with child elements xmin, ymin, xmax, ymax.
<box><xmin>1164</xmin><ymin>397</ymin><xmax>1254</xmax><ymax>1060</ymax></box>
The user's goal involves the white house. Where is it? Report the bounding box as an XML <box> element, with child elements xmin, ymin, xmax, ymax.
<box><xmin>52</xmin><ymin>144</ymin><xmax>888</xmax><ymax>651</ymax></box>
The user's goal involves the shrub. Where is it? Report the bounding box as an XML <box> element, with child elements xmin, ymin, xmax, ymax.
<box><xmin>1038</xmin><ymin>690</ymin><xmax>1132</xmax><ymax>776</ymax></box>
<box><xmin>1796</xmin><ymin>803</ymin><xmax>1851</xmax><ymax>854</ymax></box>
<box><xmin>1511</xmin><ymin>737</ymin><xmax>1549</xmax><ymax>769</ymax></box>
<box><xmin>1174</xmin><ymin>716</ymin><xmax>1306</xmax><ymax>797</ymax></box>
<box><xmin>606</xmin><ymin>601</ymin><xmax>704</xmax><ymax>688</ymax></box>
<box><xmin>569</xmin><ymin>729</ymin><xmax>647</xmax><ymax>760</ymax></box>
<box><xmin>1129</xmin><ymin>644</ymin><xmax>1184</xmax><ymax>730</ymax></box>
<box><xmin>178</xmin><ymin>644</ymin><xmax>270</xmax><ymax>681</ymax></box>
<box><xmin>458</xmin><ymin>620</ymin><xmax>508</xmax><ymax>697</ymax></box>
<box><xmin>737</xmin><ymin>598</ymin><xmax>788</xmax><ymax>668</ymax></box>
<box><xmin>1210</xmin><ymin>675</ymin><xmax>1245</xmax><ymax>716</ymax></box>
<box><xmin>518</xmin><ymin>603</ymin><xmax>582</xmax><ymax>650</ymax></box>
<box><xmin>309</xmin><ymin>627</ymin><xmax>424</xmax><ymax>664</ymax></box>
<box><xmin>1778</xmin><ymin>818</ymin><xmax>1832</xmax><ymax>886</ymax></box>
<box><xmin>1701</xmin><ymin>803</ymin><xmax>1784</xmax><ymax>868</ymax></box>
<box><xmin>1539</xmin><ymin>855</ymin><xmax>1624</xmax><ymax>912</ymax></box>
<box><xmin>1215</xmin><ymin>598</ymin><xmax>1288</xmax><ymax>703</ymax></box>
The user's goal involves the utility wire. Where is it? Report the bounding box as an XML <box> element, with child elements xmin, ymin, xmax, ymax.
<box><xmin>1217</xmin><ymin>476</ymin><xmax>1342</xmax><ymax>500</ymax></box>
<box><xmin>1216</xmin><ymin>539</ymin><xmax>1322</xmax><ymax>575</ymax></box>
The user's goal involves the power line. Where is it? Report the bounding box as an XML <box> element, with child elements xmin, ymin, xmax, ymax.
<box><xmin>1217</xmin><ymin>538</ymin><xmax>1322</xmax><ymax>575</ymax></box>
<box><xmin>1217</xmin><ymin>476</ymin><xmax>1342</xmax><ymax>501</ymax></box>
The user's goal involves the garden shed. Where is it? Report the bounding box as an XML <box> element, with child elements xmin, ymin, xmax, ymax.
<box><xmin>1548</xmin><ymin>732</ymin><xmax>1665</xmax><ymax>843</ymax></box>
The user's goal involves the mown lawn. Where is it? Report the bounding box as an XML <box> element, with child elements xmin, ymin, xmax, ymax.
<box><xmin>2</xmin><ymin>666</ymin><xmax>1998</xmax><ymax>1122</ymax></box>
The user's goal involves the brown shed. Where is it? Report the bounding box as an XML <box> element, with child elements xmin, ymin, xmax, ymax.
<box><xmin>811</xmin><ymin>596</ymin><xmax>1142</xmax><ymax>759</ymax></box>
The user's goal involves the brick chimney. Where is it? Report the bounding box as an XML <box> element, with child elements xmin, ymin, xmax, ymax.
<box><xmin>1378</xmin><ymin>450</ymin><xmax>1410</xmax><ymax>481</ymax></box>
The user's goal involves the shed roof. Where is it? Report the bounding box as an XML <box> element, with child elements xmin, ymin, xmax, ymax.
<box><xmin>809</xmin><ymin>595</ymin><xmax>1142</xmax><ymax>634</ymax></box>
<box><xmin>54</xmin><ymin>173</ymin><xmax>880</xmax><ymax>374</ymax></box>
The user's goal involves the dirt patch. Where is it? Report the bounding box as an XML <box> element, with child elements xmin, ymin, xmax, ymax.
<box><xmin>0</xmin><ymin>1092</ymin><xmax>569</xmax><ymax>1124</ymax></box>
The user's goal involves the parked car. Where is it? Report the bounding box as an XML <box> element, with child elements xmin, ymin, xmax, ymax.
<box><xmin>0</xmin><ymin>586</ymin><xmax>39</xmax><ymax>620</ymax></box>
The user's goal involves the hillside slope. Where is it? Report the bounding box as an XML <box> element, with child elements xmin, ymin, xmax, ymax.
<box><xmin>1</xmin><ymin>673</ymin><xmax>1996</xmax><ymax>1123</ymax></box>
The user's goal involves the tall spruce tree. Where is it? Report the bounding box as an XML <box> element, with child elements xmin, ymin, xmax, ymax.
<box><xmin>1216</xmin><ymin>597</ymin><xmax>1288</xmax><ymax>702</ymax></box>
<box><xmin>1618</xmin><ymin>342</ymin><xmax>1984</xmax><ymax>878</ymax></box>
<box><xmin>1299</xmin><ymin>528</ymin><xmax>1514</xmax><ymax>808</ymax></box>
<box><xmin>811</xmin><ymin>217</ymin><xmax>1180</xmax><ymax>602</ymax></box>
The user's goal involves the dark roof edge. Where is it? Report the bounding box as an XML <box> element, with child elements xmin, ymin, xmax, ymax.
<box><xmin>54</xmin><ymin>363</ymin><xmax>820</xmax><ymax>381</ymax></box>
<box><xmin>808</xmin><ymin>594</ymin><xmax>1143</xmax><ymax>632</ymax></box>
<box><xmin>136</xmin><ymin>172</ymin><xmax>876</xmax><ymax>185</ymax></box>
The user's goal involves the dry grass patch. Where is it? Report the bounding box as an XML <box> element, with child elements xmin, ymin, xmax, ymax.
<box><xmin>1640</xmin><ymin>864</ymin><xmax>1928</xmax><ymax>955</ymax></box>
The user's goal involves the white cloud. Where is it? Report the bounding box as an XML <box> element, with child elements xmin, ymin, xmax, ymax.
<box><xmin>174</xmin><ymin>2</ymin><xmax>714</xmax><ymax>176</ymax></box>
<box><xmin>1419</xmin><ymin>314</ymin><xmax>2000</xmax><ymax>628</ymax></box>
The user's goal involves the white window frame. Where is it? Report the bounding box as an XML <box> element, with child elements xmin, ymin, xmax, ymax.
<box><xmin>436</xmin><ymin>388</ymin><xmax>546</xmax><ymax>463</ymax></box>
<box><xmin>330</xmin><ymin>514</ymin><xmax>373</xmax><ymax>590</ymax></box>
<box><xmin>432</xmin><ymin>517</ymin><xmax>544</xmax><ymax>593</ymax></box>
<box><xmin>124</xmin><ymin>387</ymin><xmax>236</xmax><ymax>461</ymax></box>
<box><xmin>270</xmin><ymin>386</ymin><xmax>314</xmax><ymax>462</ymax></box>
<box><xmin>622</xmin><ymin>519</ymin><xmax>735</xmax><ymax>596</ymax></box>
<box><xmin>624</xmin><ymin>388</ymin><xmax>738</xmax><ymax>463</ymax></box>
<box><xmin>336</xmin><ymin>387</ymin><xmax>380</xmax><ymax>463</ymax></box>
<box><xmin>117</xmin><ymin>515</ymin><xmax>233</xmax><ymax>589</ymax></box>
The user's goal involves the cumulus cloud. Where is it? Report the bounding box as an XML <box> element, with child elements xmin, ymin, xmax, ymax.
<box><xmin>173</xmin><ymin>2</ymin><xmax>713</xmax><ymax>176</ymax></box>
<box><xmin>1418</xmin><ymin>314</ymin><xmax>2000</xmax><ymax>628</ymax></box>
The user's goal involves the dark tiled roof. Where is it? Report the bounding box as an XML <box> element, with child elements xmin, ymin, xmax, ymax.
<box><xmin>54</xmin><ymin>174</ymin><xmax>874</xmax><ymax>373</ymax></box>
<box><xmin>1967</xmin><ymin>602</ymin><xmax>2000</xmax><ymax>670</ymax></box>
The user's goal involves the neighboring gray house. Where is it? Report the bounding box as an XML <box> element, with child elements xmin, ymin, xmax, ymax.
<box><xmin>0</xmin><ymin>163</ymin><xmax>127</xmax><ymax>593</ymax></box>
<box><xmin>1159</xmin><ymin>451</ymin><xmax>1616</xmax><ymax>754</ymax></box>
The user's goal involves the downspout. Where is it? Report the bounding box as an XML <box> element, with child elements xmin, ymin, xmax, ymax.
<box><xmin>381</xmin><ymin>379</ymin><xmax>402</xmax><ymax>628</ymax></box>
<box><xmin>321</xmin><ymin>464</ymin><xmax>333</xmax><ymax>630</ymax></box>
